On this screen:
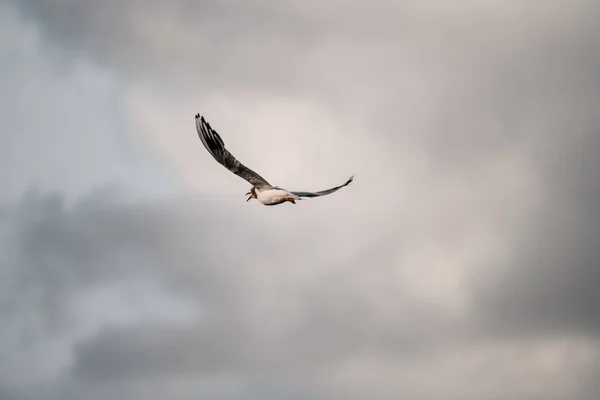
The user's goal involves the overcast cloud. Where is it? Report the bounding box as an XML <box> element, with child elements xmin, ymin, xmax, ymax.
<box><xmin>1</xmin><ymin>1</ymin><xmax>599</xmax><ymax>399</ymax></box>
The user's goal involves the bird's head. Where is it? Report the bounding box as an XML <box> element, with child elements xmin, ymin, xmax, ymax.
<box><xmin>245</xmin><ymin>187</ymin><xmax>257</xmax><ymax>202</ymax></box>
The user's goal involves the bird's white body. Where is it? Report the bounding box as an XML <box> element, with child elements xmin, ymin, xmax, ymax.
<box><xmin>256</xmin><ymin>188</ymin><xmax>298</xmax><ymax>206</ymax></box>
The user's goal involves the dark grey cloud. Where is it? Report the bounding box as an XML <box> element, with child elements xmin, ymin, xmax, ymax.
<box><xmin>0</xmin><ymin>189</ymin><xmax>470</xmax><ymax>399</ymax></box>
<box><xmin>474</xmin><ymin>119</ymin><xmax>600</xmax><ymax>337</ymax></box>
<box><xmin>0</xmin><ymin>190</ymin><xmax>326</xmax><ymax>398</ymax></box>
<box><xmin>4</xmin><ymin>0</ymin><xmax>600</xmax><ymax>399</ymax></box>
<box><xmin>72</xmin><ymin>324</ymin><xmax>241</xmax><ymax>380</ymax></box>
<box><xmin>2</xmin><ymin>187</ymin><xmax>597</xmax><ymax>399</ymax></box>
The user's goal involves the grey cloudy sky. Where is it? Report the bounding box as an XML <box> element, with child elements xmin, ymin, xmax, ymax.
<box><xmin>1</xmin><ymin>1</ymin><xmax>599</xmax><ymax>399</ymax></box>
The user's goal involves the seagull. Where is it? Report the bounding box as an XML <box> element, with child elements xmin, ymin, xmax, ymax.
<box><xmin>195</xmin><ymin>114</ymin><xmax>353</xmax><ymax>206</ymax></box>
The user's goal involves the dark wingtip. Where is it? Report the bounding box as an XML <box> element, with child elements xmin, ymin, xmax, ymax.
<box><xmin>347</xmin><ymin>175</ymin><xmax>354</xmax><ymax>185</ymax></box>
<box><xmin>195</xmin><ymin>114</ymin><xmax>208</xmax><ymax>126</ymax></box>
<box><xmin>195</xmin><ymin>114</ymin><xmax>210</xmax><ymax>130</ymax></box>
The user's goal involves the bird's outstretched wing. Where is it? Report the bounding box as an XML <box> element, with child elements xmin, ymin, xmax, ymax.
<box><xmin>195</xmin><ymin>114</ymin><xmax>272</xmax><ymax>190</ymax></box>
<box><xmin>290</xmin><ymin>175</ymin><xmax>354</xmax><ymax>198</ymax></box>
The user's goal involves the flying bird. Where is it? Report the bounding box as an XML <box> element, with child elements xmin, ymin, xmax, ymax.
<box><xmin>195</xmin><ymin>114</ymin><xmax>353</xmax><ymax>206</ymax></box>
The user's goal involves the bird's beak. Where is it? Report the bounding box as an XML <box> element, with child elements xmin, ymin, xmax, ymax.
<box><xmin>246</xmin><ymin>192</ymin><xmax>252</xmax><ymax>202</ymax></box>
<box><xmin>245</xmin><ymin>191</ymin><xmax>251</xmax><ymax>196</ymax></box>
<box><xmin>246</xmin><ymin>195</ymin><xmax>252</xmax><ymax>202</ymax></box>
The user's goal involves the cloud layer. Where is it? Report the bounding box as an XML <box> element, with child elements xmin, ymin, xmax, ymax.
<box><xmin>2</xmin><ymin>1</ymin><xmax>600</xmax><ymax>399</ymax></box>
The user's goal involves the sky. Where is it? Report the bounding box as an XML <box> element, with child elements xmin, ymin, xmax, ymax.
<box><xmin>1</xmin><ymin>1</ymin><xmax>599</xmax><ymax>399</ymax></box>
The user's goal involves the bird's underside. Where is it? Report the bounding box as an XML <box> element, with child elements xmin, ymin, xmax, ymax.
<box><xmin>195</xmin><ymin>113</ymin><xmax>353</xmax><ymax>206</ymax></box>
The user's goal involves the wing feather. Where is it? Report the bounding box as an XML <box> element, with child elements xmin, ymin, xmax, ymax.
<box><xmin>195</xmin><ymin>114</ymin><xmax>272</xmax><ymax>189</ymax></box>
<box><xmin>291</xmin><ymin>175</ymin><xmax>354</xmax><ymax>198</ymax></box>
